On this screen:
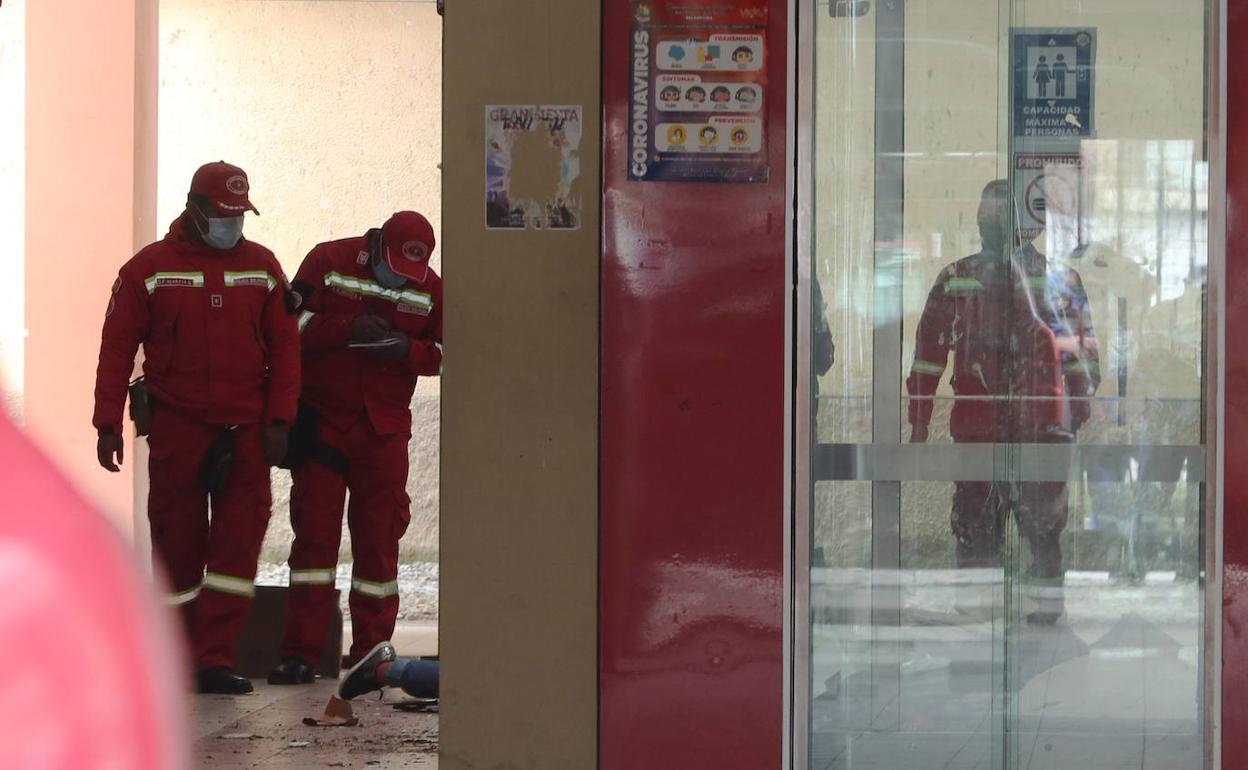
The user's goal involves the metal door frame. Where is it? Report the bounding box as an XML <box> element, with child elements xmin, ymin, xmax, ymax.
<box><xmin>788</xmin><ymin>0</ymin><xmax>1226</xmax><ymax>766</ymax></box>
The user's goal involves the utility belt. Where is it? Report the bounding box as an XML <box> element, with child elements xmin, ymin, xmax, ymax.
<box><xmin>129</xmin><ymin>378</ymin><xmax>346</xmax><ymax>495</ymax></box>
<box><xmin>277</xmin><ymin>403</ymin><xmax>349</xmax><ymax>476</ymax></box>
<box><xmin>130</xmin><ymin>376</ymin><xmax>240</xmax><ymax>493</ymax></box>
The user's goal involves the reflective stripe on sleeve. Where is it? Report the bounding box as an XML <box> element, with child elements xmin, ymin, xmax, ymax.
<box><xmin>351</xmin><ymin>577</ymin><xmax>400</xmax><ymax>599</ymax></box>
<box><xmin>943</xmin><ymin>277</ymin><xmax>984</xmax><ymax>296</ymax></box>
<box><xmin>298</xmin><ymin>311</ymin><xmax>314</xmax><ymax>332</ymax></box>
<box><xmin>1065</xmin><ymin>360</ymin><xmax>1101</xmax><ymax>377</ymax></box>
<box><xmin>911</xmin><ymin>360</ymin><xmax>945</xmax><ymax>377</ymax></box>
<box><xmin>289</xmin><ymin>568</ymin><xmax>337</xmax><ymax>586</ymax></box>
<box><xmin>166</xmin><ymin>584</ymin><xmax>202</xmax><ymax>606</ymax></box>
<box><xmin>202</xmin><ymin>572</ymin><xmax>256</xmax><ymax>598</ymax></box>
<box><xmin>324</xmin><ymin>272</ymin><xmax>433</xmax><ymax>311</ymax></box>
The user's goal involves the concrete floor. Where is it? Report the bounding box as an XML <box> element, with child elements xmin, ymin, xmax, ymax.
<box><xmin>809</xmin><ymin>575</ymin><xmax>1203</xmax><ymax>770</ymax></box>
<box><xmin>196</xmin><ymin>621</ymin><xmax>439</xmax><ymax>769</ymax></box>
<box><xmin>195</xmin><ymin>680</ymin><xmax>437</xmax><ymax>769</ymax></box>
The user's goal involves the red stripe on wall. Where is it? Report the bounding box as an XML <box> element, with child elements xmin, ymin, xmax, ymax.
<box><xmin>599</xmin><ymin>1</ymin><xmax>789</xmax><ymax>768</ymax></box>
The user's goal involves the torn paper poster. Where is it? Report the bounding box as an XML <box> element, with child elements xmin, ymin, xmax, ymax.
<box><xmin>485</xmin><ymin>105</ymin><xmax>583</xmax><ymax>230</ymax></box>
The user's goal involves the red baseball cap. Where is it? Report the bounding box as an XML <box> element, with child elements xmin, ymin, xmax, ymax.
<box><xmin>189</xmin><ymin>161</ymin><xmax>259</xmax><ymax>216</ymax></box>
<box><xmin>381</xmin><ymin>211</ymin><xmax>436</xmax><ymax>281</ymax></box>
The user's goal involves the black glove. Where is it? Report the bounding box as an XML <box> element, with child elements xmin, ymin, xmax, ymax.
<box><xmin>352</xmin><ymin>314</ymin><xmax>392</xmax><ymax>343</ymax></box>
<box><xmin>367</xmin><ymin>331</ymin><xmax>412</xmax><ymax>361</ymax></box>
<box><xmin>97</xmin><ymin>430</ymin><xmax>124</xmax><ymax>472</ymax></box>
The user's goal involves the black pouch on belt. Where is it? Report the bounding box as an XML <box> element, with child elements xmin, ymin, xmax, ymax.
<box><xmin>277</xmin><ymin>404</ymin><xmax>348</xmax><ymax>475</ymax></box>
<box><xmin>278</xmin><ymin>403</ymin><xmax>319</xmax><ymax>471</ymax></box>
<box><xmin>199</xmin><ymin>426</ymin><xmax>236</xmax><ymax>494</ymax></box>
<box><xmin>127</xmin><ymin>377</ymin><xmax>153</xmax><ymax>437</ymax></box>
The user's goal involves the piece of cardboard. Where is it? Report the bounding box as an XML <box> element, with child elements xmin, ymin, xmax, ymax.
<box><xmin>233</xmin><ymin>585</ymin><xmax>343</xmax><ymax>679</ymax></box>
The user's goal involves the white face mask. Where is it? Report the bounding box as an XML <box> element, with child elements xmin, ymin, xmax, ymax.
<box><xmin>192</xmin><ymin>202</ymin><xmax>244</xmax><ymax>249</ymax></box>
<box><xmin>202</xmin><ymin>216</ymin><xmax>245</xmax><ymax>250</ymax></box>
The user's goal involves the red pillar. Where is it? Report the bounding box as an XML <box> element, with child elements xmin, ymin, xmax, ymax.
<box><xmin>600</xmin><ymin>1</ymin><xmax>789</xmax><ymax>767</ymax></box>
<box><xmin>1225</xmin><ymin>0</ymin><xmax>1248</xmax><ymax>763</ymax></box>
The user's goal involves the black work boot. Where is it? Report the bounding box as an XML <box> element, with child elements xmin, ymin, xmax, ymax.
<box><xmin>267</xmin><ymin>657</ymin><xmax>316</xmax><ymax>685</ymax></box>
<box><xmin>196</xmin><ymin>667</ymin><xmax>254</xmax><ymax>695</ymax></box>
<box><xmin>338</xmin><ymin>642</ymin><xmax>396</xmax><ymax>701</ymax></box>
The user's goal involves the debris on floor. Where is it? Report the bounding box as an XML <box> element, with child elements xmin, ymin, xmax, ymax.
<box><xmin>303</xmin><ymin>695</ymin><xmax>359</xmax><ymax>727</ymax></box>
<box><xmin>393</xmin><ymin>698</ymin><xmax>438</xmax><ymax>713</ymax></box>
<box><xmin>198</xmin><ymin>680</ymin><xmax>439</xmax><ymax>768</ymax></box>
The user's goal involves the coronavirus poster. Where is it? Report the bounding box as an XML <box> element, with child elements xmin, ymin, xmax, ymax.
<box><xmin>628</xmin><ymin>0</ymin><xmax>769</xmax><ymax>183</ymax></box>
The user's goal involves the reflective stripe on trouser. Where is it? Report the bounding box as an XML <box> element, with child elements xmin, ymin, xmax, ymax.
<box><xmin>166</xmin><ymin>584</ymin><xmax>202</xmax><ymax>607</ymax></box>
<box><xmin>279</xmin><ymin>418</ymin><xmax>411</xmax><ymax>665</ymax></box>
<box><xmin>203</xmin><ymin>571</ymin><xmax>257</xmax><ymax>597</ymax></box>
<box><xmin>148</xmin><ymin>405</ymin><xmax>271</xmax><ymax>670</ymax></box>
<box><xmin>290</xmin><ymin>568</ymin><xmax>336</xmax><ymax>585</ymax></box>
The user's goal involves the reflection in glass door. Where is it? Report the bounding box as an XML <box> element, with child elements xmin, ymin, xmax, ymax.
<box><xmin>794</xmin><ymin>0</ymin><xmax>1215</xmax><ymax>768</ymax></box>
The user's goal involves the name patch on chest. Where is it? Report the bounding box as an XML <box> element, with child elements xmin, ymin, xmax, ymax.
<box><xmin>144</xmin><ymin>272</ymin><xmax>205</xmax><ymax>294</ymax></box>
<box><xmin>224</xmin><ymin>271</ymin><xmax>276</xmax><ymax>291</ymax></box>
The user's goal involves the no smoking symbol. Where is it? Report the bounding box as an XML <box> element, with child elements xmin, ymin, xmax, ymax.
<box><xmin>1024</xmin><ymin>172</ymin><xmax>1076</xmax><ymax>225</ymax></box>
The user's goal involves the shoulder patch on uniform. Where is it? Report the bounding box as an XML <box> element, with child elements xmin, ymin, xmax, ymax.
<box><xmin>357</xmin><ymin>251</ymin><xmax>370</xmax><ymax>266</ymax></box>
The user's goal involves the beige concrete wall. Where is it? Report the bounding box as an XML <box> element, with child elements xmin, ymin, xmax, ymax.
<box><xmin>439</xmin><ymin>0</ymin><xmax>599</xmax><ymax>767</ymax></box>
<box><xmin>157</xmin><ymin>0</ymin><xmax>444</xmax><ymax>562</ymax></box>
<box><xmin>0</xmin><ymin>0</ymin><xmax>24</xmax><ymax>420</ymax></box>
<box><xmin>812</xmin><ymin>0</ymin><xmax>1210</xmax><ymax>569</ymax></box>
<box><xmin>24</xmin><ymin>0</ymin><xmax>158</xmax><ymax>526</ymax></box>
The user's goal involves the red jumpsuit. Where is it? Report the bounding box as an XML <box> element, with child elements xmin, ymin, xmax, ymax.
<box><xmin>94</xmin><ymin>217</ymin><xmax>300</xmax><ymax>670</ymax></box>
<box><xmin>278</xmin><ymin>233</ymin><xmax>442</xmax><ymax>665</ymax></box>
<box><xmin>907</xmin><ymin>245</ymin><xmax>1100</xmax><ymax>587</ymax></box>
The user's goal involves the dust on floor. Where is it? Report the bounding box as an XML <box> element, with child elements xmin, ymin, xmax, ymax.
<box><xmin>195</xmin><ymin>679</ymin><xmax>437</xmax><ymax>768</ymax></box>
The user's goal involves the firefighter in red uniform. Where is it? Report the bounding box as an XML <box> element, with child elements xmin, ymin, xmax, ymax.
<box><xmin>907</xmin><ymin>180</ymin><xmax>1100</xmax><ymax>624</ymax></box>
<box><xmin>267</xmin><ymin>211</ymin><xmax>442</xmax><ymax>684</ymax></box>
<box><xmin>94</xmin><ymin>162</ymin><xmax>300</xmax><ymax>694</ymax></box>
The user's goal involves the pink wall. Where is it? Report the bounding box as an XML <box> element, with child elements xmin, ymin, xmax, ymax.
<box><xmin>24</xmin><ymin>0</ymin><xmax>158</xmax><ymax>526</ymax></box>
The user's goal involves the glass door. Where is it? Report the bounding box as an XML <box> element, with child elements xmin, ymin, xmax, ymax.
<box><xmin>794</xmin><ymin>0</ymin><xmax>1214</xmax><ymax>767</ymax></box>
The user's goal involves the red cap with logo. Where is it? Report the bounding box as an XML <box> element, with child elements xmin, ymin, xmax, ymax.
<box><xmin>190</xmin><ymin>161</ymin><xmax>259</xmax><ymax>216</ymax></box>
<box><xmin>381</xmin><ymin>211</ymin><xmax>436</xmax><ymax>281</ymax></box>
